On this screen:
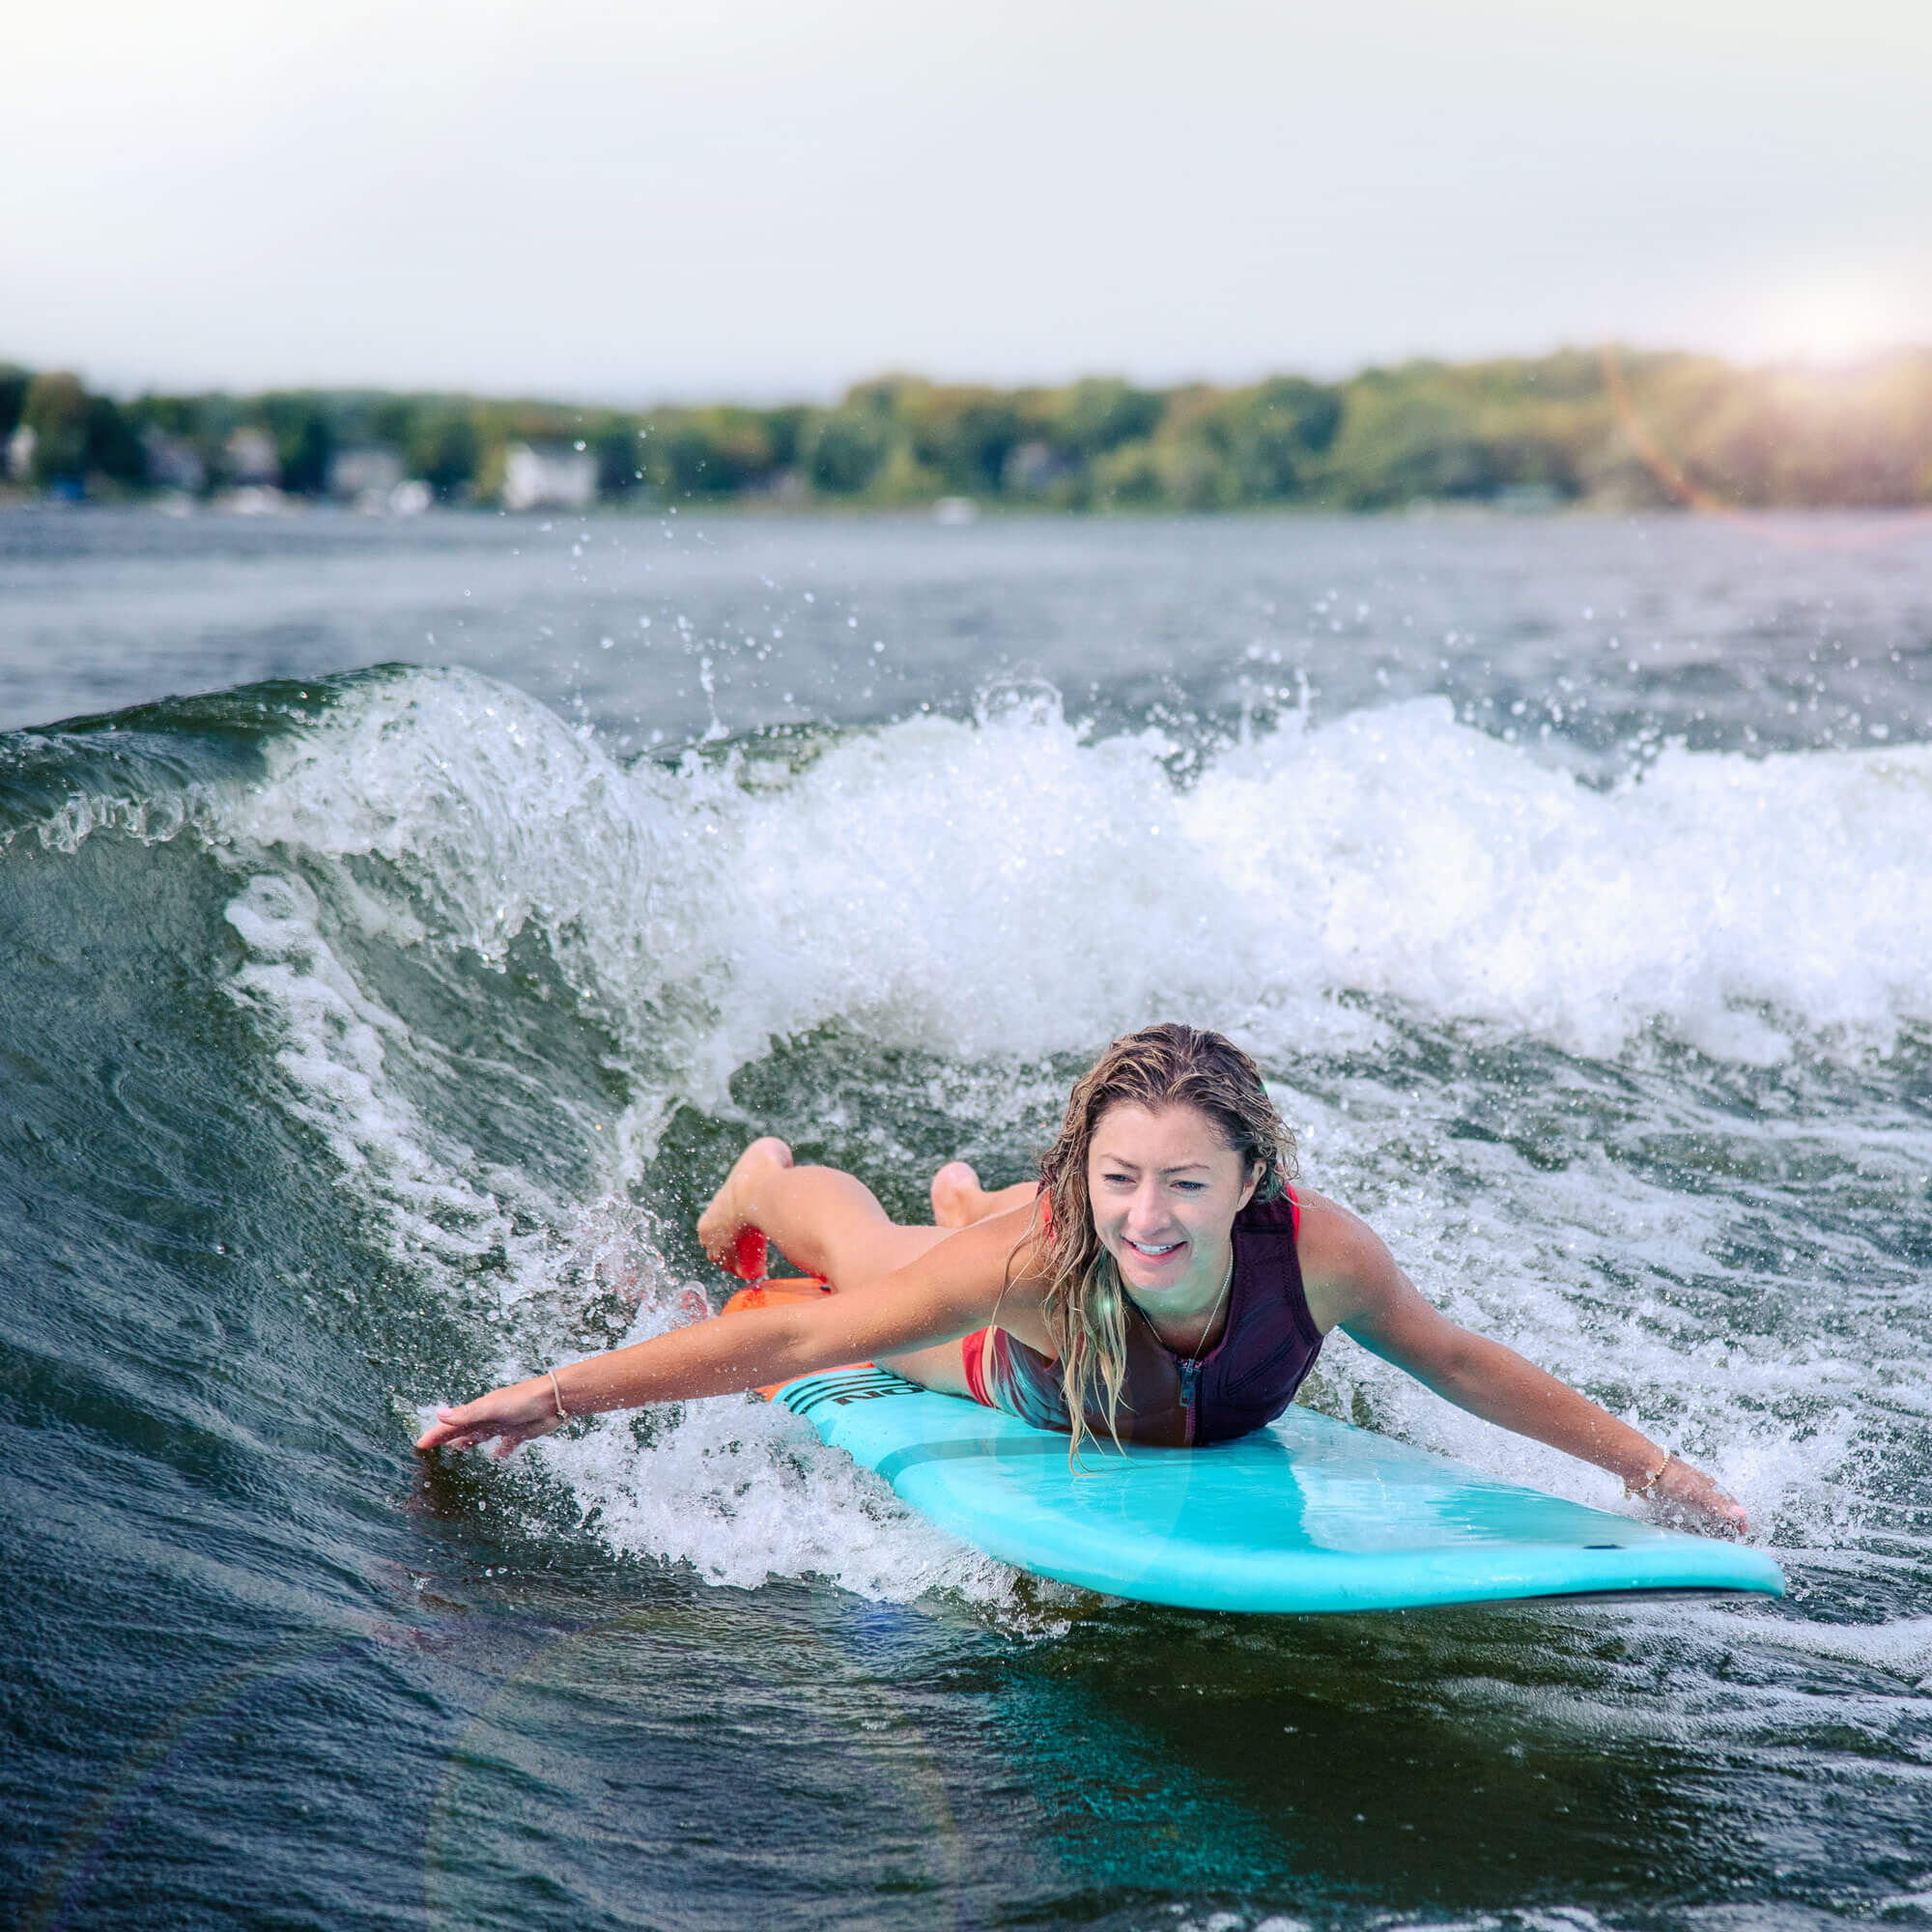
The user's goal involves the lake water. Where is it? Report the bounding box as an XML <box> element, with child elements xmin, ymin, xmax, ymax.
<box><xmin>4</xmin><ymin>504</ymin><xmax>1930</xmax><ymax>1932</ymax></box>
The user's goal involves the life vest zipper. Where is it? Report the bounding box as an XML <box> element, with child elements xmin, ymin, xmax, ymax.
<box><xmin>1179</xmin><ymin>1356</ymin><xmax>1202</xmax><ymax>1446</ymax></box>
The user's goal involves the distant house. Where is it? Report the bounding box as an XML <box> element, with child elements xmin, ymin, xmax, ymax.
<box><xmin>501</xmin><ymin>441</ymin><xmax>596</xmax><ymax>512</ymax></box>
<box><xmin>1002</xmin><ymin>440</ymin><xmax>1076</xmax><ymax>496</ymax></box>
<box><xmin>327</xmin><ymin>445</ymin><xmax>404</xmax><ymax>502</ymax></box>
<box><xmin>5</xmin><ymin>424</ymin><xmax>34</xmax><ymax>483</ymax></box>
<box><xmin>225</xmin><ymin>426</ymin><xmax>279</xmax><ymax>486</ymax></box>
<box><xmin>140</xmin><ymin>426</ymin><xmax>206</xmax><ymax>495</ymax></box>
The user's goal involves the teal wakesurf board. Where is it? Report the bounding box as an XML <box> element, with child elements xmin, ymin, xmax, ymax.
<box><xmin>731</xmin><ymin>1276</ymin><xmax>1784</xmax><ymax>1613</ymax></box>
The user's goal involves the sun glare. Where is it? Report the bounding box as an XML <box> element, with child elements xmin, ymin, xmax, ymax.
<box><xmin>1748</xmin><ymin>272</ymin><xmax>1928</xmax><ymax>366</ymax></box>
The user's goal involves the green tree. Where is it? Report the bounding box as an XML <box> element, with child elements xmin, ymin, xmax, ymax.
<box><xmin>803</xmin><ymin>408</ymin><xmax>892</xmax><ymax>495</ymax></box>
<box><xmin>596</xmin><ymin>425</ymin><xmax>643</xmax><ymax>497</ymax></box>
<box><xmin>22</xmin><ymin>372</ymin><xmax>90</xmax><ymax>484</ymax></box>
<box><xmin>1051</xmin><ymin>378</ymin><xmax>1165</xmax><ymax>460</ymax></box>
<box><xmin>761</xmin><ymin>405</ymin><xmax>810</xmax><ymax>471</ymax></box>
<box><xmin>1156</xmin><ymin>436</ymin><xmax>1240</xmax><ymax>509</ymax></box>
<box><xmin>640</xmin><ymin>408</ymin><xmax>776</xmax><ymax>497</ymax></box>
<box><xmin>1322</xmin><ymin>368</ymin><xmax>1502</xmax><ymax>507</ymax></box>
<box><xmin>1091</xmin><ymin>439</ymin><xmax>1165</xmax><ymax>506</ymax></box>
<box><xmin>84</xmin><ymin>393</ymin><xmax>147</xmax><ymax>487</ymax></box>
<box><xmin>1218</xmin><ymin>377</ymin><xmax>1342</xmax><ymax>499</ymax></box>
<box><xmin>410</xmin><ymin>411</ymin><xmax>480</xmax><ymax>499</ymax></box>
<box><xmin>370</xmin><ymin>397</ymin><xmax>416</xmax><ymax>449</ymax></box>
<box><xmin>0</xmin><ymin>364</ymin><xmax>30</xmax><ymax>445</ymax></box>
<box><xmin>257</xmin><ymin>394</ymin><xmax>336</xmax><ymax>496</ymax></box>
<box><xmin>906</xmin><ymin>385</ymin><xmax>1021</xmax><ymax>494</ymax></box>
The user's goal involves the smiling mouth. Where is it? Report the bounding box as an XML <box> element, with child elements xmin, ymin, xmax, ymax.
<box><xmin>1125</xmin><ymin>1238</ymin><xmax>1183</xmax><ymax>1260</ymax></box>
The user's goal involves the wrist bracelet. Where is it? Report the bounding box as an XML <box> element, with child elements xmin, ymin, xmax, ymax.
<box><xmin>1625</xmin><ymin>1446</ymin><xmax>1673</xmax><ymax>1497</ymax></box>
<box><xmin>547</xmin><ymin>1368</ymin><xmax>568</xmax><ymax>1421</ymax></box>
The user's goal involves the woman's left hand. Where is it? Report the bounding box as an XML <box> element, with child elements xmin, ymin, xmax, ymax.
<box><xmin>1645</xmin><ymin>1456</ymin><xmax>1748</xmax><ymax>1539</ymax></box>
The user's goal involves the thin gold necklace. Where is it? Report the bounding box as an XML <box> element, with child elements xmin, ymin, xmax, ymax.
<box><xmin>1155</xmin><ymin>1249</ymin><xmax>1235</xmax><ymax>1410</ymax></box>
<box><xmin>1183</xmin><ymin>1250</ymin><xmax>1236</xmax><ymax>1367</ymax></box>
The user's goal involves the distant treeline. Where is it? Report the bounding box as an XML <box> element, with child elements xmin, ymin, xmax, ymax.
<box><xmin>3</xmin><ymin>348</ymin><xmax>1929</xmax><ymax>511</ymax></box>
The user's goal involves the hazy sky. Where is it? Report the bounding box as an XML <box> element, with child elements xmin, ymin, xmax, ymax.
<box><xmin>6</xmin><ymin>0</ymin><xmax>1929</xmax><ymax>400</ymax></box>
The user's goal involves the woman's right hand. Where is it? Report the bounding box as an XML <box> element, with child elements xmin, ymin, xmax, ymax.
<box><xmin>413</xmin><ymin>1378</ymin><xmax>565</xmax><ymax>1459</ymax></box>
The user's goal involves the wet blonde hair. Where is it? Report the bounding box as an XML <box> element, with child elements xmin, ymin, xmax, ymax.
<box><xmin>1027</xmin><ymin>1023</ymin><xmax>1296</xmax><ymax>1458</ymax></box>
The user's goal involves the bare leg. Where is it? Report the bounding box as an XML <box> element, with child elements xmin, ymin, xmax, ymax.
<box><xmin>882</xmin><ymin>1161</ymin><xmax>1040</xmax><ymax>1398</ymax></box>
<box><xmin>699</xmin><ymin>1141</ymin><xmax>989</xmax><ymax>1400</ymax></box>
<box><xmin>698</xmin><ymin>1136</ymin><xmax>951</xmax><ymax>1293</ymax></box>
<box><xmin>930</xmin><ymin>1160</ymin><xmax>1040</xmax><ymax>1230</ymax></box>
<box><xmin>876</xmin><ymin>1337</ymin><xmax>973</xmax><ymax>1396</ymax></box>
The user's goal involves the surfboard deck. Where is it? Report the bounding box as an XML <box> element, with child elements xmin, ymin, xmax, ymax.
<box><xmin>724</xmin><ymin>1279</ymin><xmax>1786</xmax><ymax>1614</ymax></box>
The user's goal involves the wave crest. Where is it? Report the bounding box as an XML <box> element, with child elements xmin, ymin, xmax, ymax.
<box><xmin>223</xmin><ymin>669</ymin><xmax>1932</xmax><ymax>1075</ymax></box>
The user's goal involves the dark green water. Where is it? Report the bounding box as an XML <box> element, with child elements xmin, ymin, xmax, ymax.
<box><xmin>4</xmin><ymin>509</ymin><xmax>1930</xmax><ymax>1931</ymax></box>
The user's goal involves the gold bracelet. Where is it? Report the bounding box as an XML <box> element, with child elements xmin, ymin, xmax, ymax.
<box><xmin>547</xmin><ymin>1368</ymin><xmax>568</xmax><ymax>1421</ymax></box>
<box><xmin>1625</xmin><ymin>1446</ymin><xmax>1673</xmax><ymax>1497</ymax></box>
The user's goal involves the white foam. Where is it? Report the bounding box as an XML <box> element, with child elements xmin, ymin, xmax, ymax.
<box><xmin>222</xmin><ymin>869</ymin><xmax>523</xmax><ymax>1270</ymax></box>
<box><xmin>522</xmin><ymin>1285</ymin><xmax>1030</xmax><ymax>1605</ymax></box>
<box><xmin>225</xmin><ymin>670</ymin><xmax>1932</xmax><ymax>1083</ymax></box>
<box><xmin>1188</xmin><ymin>697</ymin><xmax>1932</xmax><ymax>1064</ymax></box>
<box><xmin>1727</xmin><ymin>1612</ymin><xmax>1932</xmax><ymax>1683</ymax></box>
<box><xmin>202</xmin><ymin>668</ymin><xmax>1930</xmax><ymax>1599</ymax></box>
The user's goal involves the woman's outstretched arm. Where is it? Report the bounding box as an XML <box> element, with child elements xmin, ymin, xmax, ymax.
<box><xmin>1296</xmin><ymin>1191</ymin><xmax>1748</xmax><ymax>1537</ymax></box>
<box><xmin>413</xmin><ymin>1208</ymin><xmax>1029</xmax><ymax>1459</ymax></box>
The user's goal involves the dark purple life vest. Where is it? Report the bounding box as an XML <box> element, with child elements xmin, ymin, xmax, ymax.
<box><xmin>983</xmin><ymin>1189</ymin><xmax>1323</xmax><ymax>1447</ymax></box>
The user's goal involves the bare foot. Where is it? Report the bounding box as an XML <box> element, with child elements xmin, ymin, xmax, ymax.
<box><xmin>930</xmin><ymin>1160</ymin><xmax>988</xmax><ymax>1229</ymax></box>
<box><xmin>697</xmin><ymin>1137</ymin><xmax>793</xmax><ymax>1264</ymax></box>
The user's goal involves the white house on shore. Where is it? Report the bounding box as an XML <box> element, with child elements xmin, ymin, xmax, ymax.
<box><xmin>140</xmin><ymin>426</ymin><xmax>206</xmax><ymax>494</ymax></box>
<box><xmin>225</xmin><ymin>426</ymin><xmax>279</xmax><ymax>486</ymax></box>
<box><xmin>327</xmin><ymin>446</ymin><xmax>404</xmax><ymax>501</ymax></box>
<box><xmin>501</xmin><ymin>441</ymin><xmax>597</xmax><ymax>512</ymax></box>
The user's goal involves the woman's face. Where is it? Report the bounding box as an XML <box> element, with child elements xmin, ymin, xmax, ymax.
<box><xmin>1086</xmin><ymin>1100</ymin><xmax>1259</xmax><ymax>1311</ymax></box>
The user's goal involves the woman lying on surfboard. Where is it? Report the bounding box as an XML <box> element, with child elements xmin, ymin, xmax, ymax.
<box><xmin>416</xmin><ymin>1023</ymin><xmax>1747</xmax><ymax>1536</ymax></box>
